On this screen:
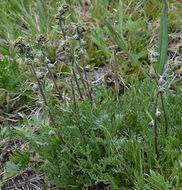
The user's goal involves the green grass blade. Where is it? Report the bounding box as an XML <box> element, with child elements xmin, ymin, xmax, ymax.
<box><xmin>104</xmin><ymin>20</ymin><xmax>128</xmax><ymax>52</ymax></box>
<box><xmin>128</xmin><ymin>53</ymin><xmax>149</xmax><ymax>78</ymax></box>
<box><xmin>105</xmin><ymin>20</ymin><xmax>149</xmax><ymax>78</ymax></box>
<box><xmin>89</xmin><ymin>36</ymin><xmax>111</xmax><ymax>58</ymax></box>
<box><xmin>157</xmin><ymin>6</ymin><xmax>168</xmax><ymax>76</ymax></box>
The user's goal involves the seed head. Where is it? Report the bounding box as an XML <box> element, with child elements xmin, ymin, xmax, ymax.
<box><xmin>77</xmin><ymin>24</ymin><xmax>86</xmax><ymax>35</ymax></box>
<box><xmin>37</xmin><ymin>34</ymin><xmax>46</xmax><ymax>43</ymax></box>
<box><xmin>25</xmin><ymin>44</ymin><xmax>33</xmax><ymax>59</ymax></box>
<box><xmin>58</xmin><ymin>4</ymin><xmax>69</xmax><ymax>16</ymax></box>
<box><xmin>37</xmin><ymin>34</ymin><xmax>46</xmax><ymax>48</ymax></box>
<box><xmin>24</xmin><ymin>57</ymin><xmax>32</xmax><ymax>65</ymax></box>
<box><xmin>13</xmin><ymin>37</ymin><xmax>26</xmax><ymax>54</ymax></box>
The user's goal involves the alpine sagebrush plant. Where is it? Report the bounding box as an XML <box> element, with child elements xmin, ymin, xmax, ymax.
<box><xmin>12</xmin><ymin>78</ymin><xmax>182</xmax><ymax>189</ymax></box>
<box><xmin>9</xmin><ymin>3</ymin><xmax>182</xmax><ymax>190</ymax></box>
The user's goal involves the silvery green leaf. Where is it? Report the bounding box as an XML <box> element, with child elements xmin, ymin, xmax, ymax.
<box><xmin>148</xmin><ymin>120</ymin><xmax>154</xmax><ymax>127</ymax></box>
<box><xmin>36</xmin><ymin>71</ymin><xmax>44</xmax><ymax>79</ymax></box>
<box><xmin>32</xmin><ymin>83</ymin><xmax>38</xmax><ymax>91</ymax></box>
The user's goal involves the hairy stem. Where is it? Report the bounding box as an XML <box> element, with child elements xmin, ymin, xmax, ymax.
<box><xmin>70</xmin><ymin>58</ymin><xmax>84</xmax><ymax>100</ymax></box>
<box><xmin>77</xmin><ymin>27</ymin><xmax>92</xmax><ymax>103</ymax></box>
<box><xmin>70</xmin><ymin>79</ymin><xmax>87</xmax><ymax>145</ymax></box>
<box><xmin>30</xmin><ymin>64</ymin><xmax>66</xmax><ymax>145</ymax></box>
<box><xmin>46</xmin><ymin>64</ymin><xmax>63</xmax><ymax>101</ymax></box>
<box><xmin>154</xmin><ymin>75</ymin><xmax>168</xmax><ymax>135</ymax></box>
<box><xmin>59</xmin><ymin>18</ymin><xmax>83</xmax><ymax>100</ymax></box>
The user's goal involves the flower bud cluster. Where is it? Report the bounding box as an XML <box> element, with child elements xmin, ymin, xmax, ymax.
<box><xmin>13</xmin><ymin>37</ymin><xmax>26</xmax><ymax>54</ymax></box>
<box><xmin>71</xmin><ymin>23</ymin><xmax>86</xmax><ymax>39</ymax></box>
<box><xmin>14</xmin><ymin>37</ymin><xmax>34</xmax><ymax>63</ymax></box>
<box><xmin>36</xmin><ymin>35</ymin><xmax>55</xmax><ymax>69</ymax></box>
<box><xmin>77</xmin><ymin>24</ymin><xmax>86</xmax><ymax>36</ymax></box>
<box><xmin>37</xmin><ymin>34</ymin><xmax>46</xmax><ymax>49</ymax></box>
<box><xmin>55</xmin><ymin>4</ymin><xmax>69</xmax><ymax>21</ymax></box>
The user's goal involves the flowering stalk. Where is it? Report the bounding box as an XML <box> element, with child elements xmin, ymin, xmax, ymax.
<box><xmin>70</xmin><ymin>79</ymin><xmax>87</xmax><ymax>145</ymax></box>
<box><xmin>37</xmin><ymin>35</ymin><xmax>63</xmax><ymax>101</ymax></box>
<box><xmin>152</xmin><ymin>66</ymin><xmax>168</xmax><ymax>135</ymax></box>
<box><xmin>154</xmin><ymin>75</ymin><xmax>168</xmax><ymax>134</ymax></box>
<box><xmin>30</xmin><ymin>63</ymin><xmax>66</xmax><ymax>145</ymax></box>
<box><xmin>13</xmin><ymin>37</ymin><xmax>66</xmax><ymax>146</ymax></box>
<box><xmin>76</xmin><ymin>25</ymin><xmax>92</xmax><ymax>103</ymax></box>
<box><xmin>149</xmin><ymin>63</ymin><xmax>167</xmax><ymax>159</ymax></box>
<box><xmin>56</xmin><ymin>4</ymin><xmax>84</xmax><ymax>100</ymax></box>
<box><xmin>46</xmin><ymin>63</ymin><xmax>63</xmax><ymax>101</ymax></box>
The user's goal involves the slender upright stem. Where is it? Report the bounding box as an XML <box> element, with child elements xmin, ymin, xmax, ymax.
<box><xmin>46</xmin><ymin>64</ymin><xmax>63</xmax><ymax>101</ymax></box>
<box><xmin>113</xmin><ymin>22</ymin><xmax>131</xmax><ymax>140</ymax></box>
<box><xmin>160</xmin><ymin>93</ymin><xmax>168</xmax><ymax>134</ymax></box>
<box><xmin>77</xmin><ymin>28</ymin><xmax>92</xmax><ymax>103</ymax></box>
<box><xmin>154</xmin><ymin>92</ymin><xmax>159</xmax><ymax>160</ymax></box>
<box><xmin>59</xmin><ymin>18</ymin><xmax>84</xmax><ymax>100</ymax></box>
<box><xmin>30</xmin><ymin>64</ymin><xmax>66</xmax><ymax>145</ymax></box>
<box><xmin>39</xmin><ymin>43</ymin><xmax>63</xmax><ymax>101</ymax></box>
<box><xmin>59</xmin><ymin>19</ymin><xmax>66</xmax><ymax>40</ymax></box>
<box><xmin>154</xmin><ymin>75</ymin><xmax>168</xmax><ymax>134</ymax></box>
<box><xmin>75</xmin><ymin>62</ymin><xmax>89</xmax><ymax>98</ymax></box>
<box><xmin>70</xmin><ymin>58</ymin><xmax>84</xmax><ymax>100</ymax></box>
<box><xmin>70</xmin><ymin>79</ymin><xmax>87</xmax><ymax>145</ymax></box>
